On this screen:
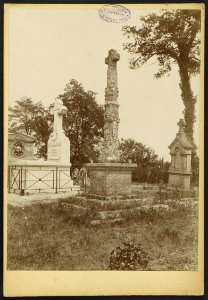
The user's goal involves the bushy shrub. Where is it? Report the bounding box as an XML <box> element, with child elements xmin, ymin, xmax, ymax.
<box><xmin>108</xmin><ymin>241</ymin><xmax>149</xmax><ymax>270</ymax></box>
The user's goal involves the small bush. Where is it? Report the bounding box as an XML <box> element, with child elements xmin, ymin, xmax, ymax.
<box><xmin>108</xmin><ymin>241</ymin><xmax>149</xmax><ymax>270</ymax></box>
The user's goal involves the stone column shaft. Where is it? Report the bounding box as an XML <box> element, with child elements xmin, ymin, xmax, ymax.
<box><xmin>101</xmin><ymin>49</ymin><xmax>120</xmax><ymax>162</ymax></box>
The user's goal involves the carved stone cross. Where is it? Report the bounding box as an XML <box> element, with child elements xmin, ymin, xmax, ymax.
<box><xmin>177</xmin><ymin>119</ymin><xmax>186</xmax><ymax>133</ymax></box>
<box><xmin>51</xmin><ymin>98</ymin><xmax>67</xmax><ymax>135</ymax></box>
<box><xmin>101</xmin><ymin>49</ymin><xmax>120</xmax><ymax>162</ymax></box>
<box><xmin>105</xmin><ymin>49</ymin><xmax>120</xmax><ymax>68</ymax></box>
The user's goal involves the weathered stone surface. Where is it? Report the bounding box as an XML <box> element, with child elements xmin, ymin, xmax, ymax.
<box><xmin>8</xmin><ymin>132</ymin><xmax>36</xmax><ymax>162</ymax></box>
<box><xmin>60</xmin><ymin>196</ymin><xmax>152</xmax><ymax>211</ymax></box>
<box><xmin>85</xmin><ymin>49</ymin><xmax>135</xmax><ymax>198</ymax></box>
<box><xmin>168</xmin><ymin>119</ymin><xmax>195</xmax><ymax>189</ymax></box>
<box><xmin>90</xmin><ymin>218</ymin><xmax>124</xmax><ymax>225</ymax></box>
<box><xmin>97</xmin><ymin>207</ymin><xmax>141</xmax><ymax>220</ymax></box>
<box><xmin>48</xmin><ymin>98</ymin><xmax>71</xmax><ymax>165</ymax></box>
<box><xmin>8</xmin><ymin>99</ymin><xmax>77</xmax><ymax>196</ymax></box>
<box><xmin>85</xmin><ymin>163</ymin><xmax>136</xmax><ymax>196</ymax></box>
<box><xmin>100</xmin><ymin>49</ymin><xmax>120</xmax><ymax>162</ymax></box>
<box><xmin>61</xmin><ymin>202</ymin><xmax>87</xmax><ymax>216</ymax></box>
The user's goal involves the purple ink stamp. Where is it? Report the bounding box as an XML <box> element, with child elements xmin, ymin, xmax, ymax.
<box><xmin>99</xmin><ymin>4</ymin><xmax>130</xmax><ymax>23</ymax></box>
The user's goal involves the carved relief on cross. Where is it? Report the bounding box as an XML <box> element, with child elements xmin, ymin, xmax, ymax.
<box><xmin>105</xmin><ymin>49</ymin><xmax>120</xmax><ymax>68</ymax></box>
<box><xmin>105</xmin><ymin>49</ymin><xmax>120</xmax><ymax>95</ymax></box>
<box><xmin>177</xmin><ymin>119</ymin><xmax>186</xmax><ymax>133</ymax></box>
<box><xmin>50</xmin><ymin>98</ymin><xmax>67</xmax><ymax>135</ymax></box>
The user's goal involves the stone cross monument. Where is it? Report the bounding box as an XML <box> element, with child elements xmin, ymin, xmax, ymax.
<box><xmin>51</xmin><ymin>98</ymin><xmax>68</xmax><ymax>136</ymax></box>
<box><xmin>85</xmin><ymin>49</ymin><xmax>136</xmax><ymax>196</ymax></box>
<box><xmin>8</xmin><ymin>98</ymin><xmax>75</xmax><ymax>195</ymax></box>
<box><xmin>177</xmin><ymin>118</ymin><xmax>186</xmax><ymax>133</ymax></box>
<box><xmin>47</xmin><ymin>98</ymin><xmax>71</xmax><ymax>164</ymax></box>
<box><xmin>101</xmin><ymin>49</ymin><xmax>120</xmax><ymax>162</ymax></box>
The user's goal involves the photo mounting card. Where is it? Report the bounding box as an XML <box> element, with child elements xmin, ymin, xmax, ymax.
<box><xmin>4</xmin><ymin>3</ymin><xmax>204</xmax><ymax>296</ymax></box>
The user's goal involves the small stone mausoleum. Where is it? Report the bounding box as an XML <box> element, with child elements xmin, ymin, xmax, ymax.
<box><xmin>168</xmin><ymin>119</ymin><xmax>195</xmax><ymax>189</ymax></box>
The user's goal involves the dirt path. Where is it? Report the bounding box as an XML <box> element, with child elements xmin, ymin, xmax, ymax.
<box><xmin>7</xmin><ymin>192</ymin><xmax>77</xmax><ymax>207</ymax></box>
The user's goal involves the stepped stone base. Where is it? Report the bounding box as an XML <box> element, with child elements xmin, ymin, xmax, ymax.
<box><xmin>59</xmin><ymin>195</ymin><xmax>151</xmax><ymax>224</ymax></box>
<box><xmin>84</xmin><ymin>163</ymin><xmax>137</xmax><ymax>196</ymax></box>
<box><xmin>59</xmin><ymin>188</ymin><xmax>197</xmax><ymax>224</ymax></box>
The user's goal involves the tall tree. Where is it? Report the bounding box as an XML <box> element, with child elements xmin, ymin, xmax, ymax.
<box><xmin>9</xmin><ymin>97</ymin><xmax>52</xmax><ymax>159</ymax></box>
<box><xmin>58</xmin><ymin>79</ymin><xmax>104</xmax><ymax>166</ymax></box>
<box><xmin>119</xmin><ymin>138</ymin><xmax>158</xmax><ymax>166</ymax></box>
<box><xmin>119</xmin><ymin>138</ymin><xmax>160</xmax><ymax>182</ymax></box>
<box><xmin>9</xmin><ymin>97</ymin><xmax>45</xmax><ymax>135</ymax></box>
<box><xmin>32</xmin><ymin>111</ymin><xmax>53</xmax><ymax>159</ymax></box>
<box><xmin>122</xmin><ymin>9</ymin><xmax>201</xmax><ymax>141</ymax></box>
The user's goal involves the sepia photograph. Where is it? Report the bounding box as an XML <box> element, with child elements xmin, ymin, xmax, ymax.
<box><xmin>4</xmin><ymin>3</ymin><xmax>204</xmax><ymax>296</ymax></box>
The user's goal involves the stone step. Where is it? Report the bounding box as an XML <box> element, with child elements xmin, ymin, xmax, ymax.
<box><xmin>60</xmin><ymin>199</ymin><xmax>143</xmax><ymax>220</ymax></box>
<box><xmin>61</xmin><ymin>202</ymin><xmax>87</xmax><ymax>216</ymax></box>
<box><xmin>90</xmin><ymin>218</ymin><xmax>125</xmax><ymax>225</ymax></box>
<box><xmin>85</xmin><ymin>194</ymin><xmax>111</xmax><ymax>201</ymax></box>
<box><xmin>60</xmin><ymin>196</ymin><xmax>151</xmax><ymax>212</ymax></box>
<box><xmin>97</xmin><ymin>207</ymin><xmax>141</xmax><ymax>220</ymax></box>
<box><xmin>86</xmin><ymin>198</ymin><xmax>143</xmax><ymax>211</ymax></box>
<box><xmin>59</xmin><ymin>195</ymin><xmax>159</xmax><ymax>222</ymax></box>
<box><xmin>59</xmin><ymin>196</ymin><xmax>88</xmax><ymax>207</ymax></box>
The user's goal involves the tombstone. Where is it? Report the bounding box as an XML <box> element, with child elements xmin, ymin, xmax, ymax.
<box><xmin>47</xmin><ymin>98</ymin><xmax>70</xmax><ymax>164</ymax></box>
<box><xmin>8</xmin><ymin>99</ymin><xmax>78</xmax><ymax>195</ymax></box>
<box><xmin>8</xmin><ymin>132</ymin><xmax>36</xmax><ymax>163</ymax></box>
<box><xmin>85</xmin><ymin>49</ymin><xmax>136</xmax><ymax>196</ymax></box>
<box><xmin>168</xmin><ymin>119</ymin><xmax>195</xmax><ymax>189</ymax></box>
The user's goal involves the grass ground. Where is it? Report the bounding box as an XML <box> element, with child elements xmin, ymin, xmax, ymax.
<box><xmin>7</xmin><ymin>198</ymin><xmax>198</xmax><ymax>271</ymax></box>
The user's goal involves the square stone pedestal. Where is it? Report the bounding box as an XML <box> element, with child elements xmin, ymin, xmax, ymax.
<box><xmin>168</xmin><ymin>169</ymin><xmax>191</xmax><ymax>189</ymax></box>
<box><xmin>85</xmin><ymin>163</ymin><xmax>137</xmax><ymax>196</ymax></box>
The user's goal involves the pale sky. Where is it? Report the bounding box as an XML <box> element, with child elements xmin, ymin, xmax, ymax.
<box><xmin>8</xmin><ymin>6</ymin><xmax>200</xmax><ymax>161</ymax></box>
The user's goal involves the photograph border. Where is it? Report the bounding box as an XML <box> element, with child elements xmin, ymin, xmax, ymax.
<box><xmin>3</xmin><ymin>2</ymin><xmax>205</xmax><ymax>296</ymax></box>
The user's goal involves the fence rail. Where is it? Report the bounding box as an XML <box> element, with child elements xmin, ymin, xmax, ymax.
<box><xmin>8</xmin><ymin>165</ymin><xmax>79</xmax><ymax>195</ymax></box>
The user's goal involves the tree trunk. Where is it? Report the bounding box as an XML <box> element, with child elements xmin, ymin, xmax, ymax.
<box><xmin>178</xmin><ymin>64</ymin><xmax>196</xmax><ymax>142</ymax></box>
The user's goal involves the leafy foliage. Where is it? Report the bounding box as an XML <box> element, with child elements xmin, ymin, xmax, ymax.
<box><xmin>108</xmin><ymin>241</ymin><xmax>149</xmax><ymax>270</ymax></box>
<box><xmin>191</xmin><ymin>154</ymin><xmax>199</xmax><ymax>186</ymax></box>
<box><xmin>119</xmin><ymin>138</ymin><xmax>158</xmax><ymax>166</ymax></box>
<box><xmin>9</xmin><ymin>97</ymin><xmax>45</xmax><ymax>135</ymax></box>
<box><xmin>8</xmin><ymin>81</ymin><xmax>104</xmax><ymax>164</ymax></box>
<box><xmin>32</xmin><ymin>112</ymin><xmax>53</xmax><ymax>159</ymax></box>
<box><xmin>58</xmin><ymin>79</ymin><xmax>104</xmax><ymax>167</ymax></box>
<box><xmin>122</xmin><ymin>9</ymin><xmax>201</xmax><ymax>141</ymax></box>
<box><xmin>119</xmin><ymin>138</ymin><xmax>170</xmax><ymax>183</ymax></box>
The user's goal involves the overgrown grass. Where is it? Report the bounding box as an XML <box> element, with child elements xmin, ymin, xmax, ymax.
<box><xmin>7</xmin><ymin>199</ymin><xmax>198</xmax><ymax>270</ymax></box>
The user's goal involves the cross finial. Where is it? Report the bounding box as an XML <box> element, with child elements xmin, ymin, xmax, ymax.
<box><xmin>177</xmin><ymin>119</ymin><xmax>186</xmax><ymax>133</ymax></box>
<box><xmin>105</xmin><ymin>49</ymin><xmax>120</xmax><ymax>67</ymax></box>
<box><xmin>52</xmin><ymin>98</ymin><xmax>67</xmax><ymax>116</ymax></box>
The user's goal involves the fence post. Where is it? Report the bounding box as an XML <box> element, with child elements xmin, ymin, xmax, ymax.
<box><xmin>20</xmin><ymin>166</ymin><xmax>22</xmax><ymax>190</ymax></box>
<box><xmin>20</xmin><ymin>166</ymin><xmax>25</xmax><ymax>196</ymax></box>
<box><xmin>55</xmin><ymin>167</ymin><xmax>58</xmax><ymax>194</ymax></box>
